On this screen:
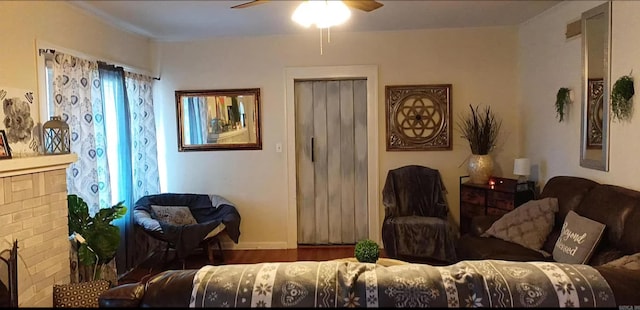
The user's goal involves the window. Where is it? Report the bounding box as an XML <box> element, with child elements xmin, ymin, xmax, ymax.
<box><xmin>42</xmin><ymin>50</ymin><xmax>160</xmax><ymax>274</ymax></box>
<box><xmin>100</xmin><ymin>72</ymin><xmax>122</xmax><ymax>206</ymax></box>
<box><xmin>44</xmin><ymin>55</ymin><xmax>55</xmax><ymax>121</ymax></box>
<box><xmin>43</xmin><ymin>58</ymin><xmax>123</xmax><ymax>206</ymax></box>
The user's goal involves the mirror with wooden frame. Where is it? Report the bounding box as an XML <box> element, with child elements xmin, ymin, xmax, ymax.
<box><xmin>580</xmin><ymin>2</ymin><xmax>610</xmax><ymax>171</ymax></box>
<box><xmin>176</xmin><ymin>88</ymin><xmax>262</xmax><ymax>151</ymax></box>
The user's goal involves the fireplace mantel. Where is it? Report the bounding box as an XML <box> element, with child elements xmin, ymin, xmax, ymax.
<box><xmin>0</xmin><ymin>153</ymin><xmax>77</xmax><ymax>306</ymax></box>
<box><xmin>0</xmin><ymin>153</ymin><xmax>77</xmax><ymax>178</ymax></box>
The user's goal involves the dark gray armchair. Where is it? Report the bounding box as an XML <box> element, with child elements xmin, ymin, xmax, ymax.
<box><xmin>381</xmin><ymin>165</ymin><xmax>458</xmax><ymax>263</ymax></box>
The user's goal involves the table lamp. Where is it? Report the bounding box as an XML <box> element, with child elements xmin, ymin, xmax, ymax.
<box><xmin>513</xmin><ymin>158</ymin><xmax>531</xmax><ymax>184</ymax></box>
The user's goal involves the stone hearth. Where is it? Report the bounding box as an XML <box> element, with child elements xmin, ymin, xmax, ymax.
<box><xmin>0</xmin><ymin>154</ymin><xmax>76</xmax><ymax>307</ymax></box>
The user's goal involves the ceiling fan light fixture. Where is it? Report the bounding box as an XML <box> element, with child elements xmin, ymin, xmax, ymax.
<box><xmin>291</xmin><ymin>1</ymin><xmax>314</xmax><ymax>28</ymax></box>
<box><xmin>292</xmin><ymin>0</ymin><xmax>351</xmax><ymax>29</ymax></box>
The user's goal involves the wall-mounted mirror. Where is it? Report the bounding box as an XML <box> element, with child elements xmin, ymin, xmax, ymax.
<box><xmin>580</xmin><ymin>2</ymin><xmax>610</xmax><ymax>171</ymax></box>
<box><xmin>176</xmin><ymin>88</ymin><xmax>261</xmax><ymax>151</ymax></box>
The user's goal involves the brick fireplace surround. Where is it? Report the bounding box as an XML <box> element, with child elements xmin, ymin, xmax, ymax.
<box><xmin>0</xmin><ymin>154</ymin><xmax>77</xmax><ymax>307</ymax></box>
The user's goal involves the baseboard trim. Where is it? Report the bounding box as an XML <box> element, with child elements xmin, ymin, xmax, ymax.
<box><xmin>220</xmin><ymin>242</ymin><xmax>384</xmax><ymax>250</ymax></box>
<box><xmin>221</xmin><ymin>241</ymin><xmax>290</xmax><ymax>250</ymax></box>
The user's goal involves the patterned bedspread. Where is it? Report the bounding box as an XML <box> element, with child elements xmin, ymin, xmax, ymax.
<box><xmin>189</xmin><ymin>260</ymin><xmax>615</xmax><ymax>308</ymax></box>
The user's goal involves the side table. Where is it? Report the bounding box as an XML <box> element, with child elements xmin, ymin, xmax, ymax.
<box><xmin>459</xmin><ymin>176</ymin><xmax>535</xmax><ymax>234</ymax></box>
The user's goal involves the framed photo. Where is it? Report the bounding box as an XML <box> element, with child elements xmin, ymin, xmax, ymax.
<box><xmin>0</xmin><ymin>130</ymin><xmax>11</xmax><ymax>159</ymax></box>
<box><xmin>385</xmin><ymin>84</ymin><xmax>452</xmax><ymax>151</ymax></box>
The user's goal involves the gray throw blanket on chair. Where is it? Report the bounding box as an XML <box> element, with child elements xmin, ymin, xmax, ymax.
<box><xmin>381</xmin><ymin>165</ymin><xmax>457</xmax><ymax>262</ymax></box>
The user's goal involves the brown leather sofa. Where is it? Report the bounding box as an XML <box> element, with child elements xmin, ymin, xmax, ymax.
<box><xmin>456</xmin><ymin>175</ymin><xmax>640</xmax><ymax>265</ymax></box>
<box><xmin>99</xmin><ymin>261</ymin><xmax>640</xmax><ymax>307</ymax></box>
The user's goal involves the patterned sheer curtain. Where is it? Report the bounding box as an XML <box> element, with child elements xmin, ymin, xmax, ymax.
<box><xmin>199</xmin><ymin>98</ymin><xmax>209</xmax><ymax>142</ymax></box>
<box><xmin>187</xmin><ymin>97</ymin><xmax>208</xmax><ymax>144</ymax></box>
<box><xmin>124</xmin><ymin>72</ymin><xmax>160</xmax><ymax>200</ymax></box>
<box><xmin>124</xmin><ymin>72</ymin><xmax>161</xmax><ymax>269</ymax></box>
<box><xmin>51</xmin><ymin>52</ymin><xmax>112</xmax><ymax>214</ymax></box>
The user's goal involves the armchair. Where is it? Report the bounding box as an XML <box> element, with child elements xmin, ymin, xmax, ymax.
<box><xmin>381</xmin><ymin>165</ymin><xmax>457</xmax><ymax>263</ymax></box>
<box><xmin>133</xmin><ymin>193</ymin><xmax>241</xmax><ymax>267</ymax></box>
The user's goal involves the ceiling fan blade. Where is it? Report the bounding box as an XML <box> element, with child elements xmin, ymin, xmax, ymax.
<box><xmin>344</xmin><ymin>0</ymin><xmax>384</xmax><ymax>12</ymax></box>
<box><xmin>231</xmin><ymin>0</ymin><xmax>269</xmax><ymax>9</ymax></box>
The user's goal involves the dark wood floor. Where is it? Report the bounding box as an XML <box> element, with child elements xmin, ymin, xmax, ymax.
<box><xmin>118</xmin><ymin>245</ymin><xmax>387</xmax><ymax>285</ymax></box>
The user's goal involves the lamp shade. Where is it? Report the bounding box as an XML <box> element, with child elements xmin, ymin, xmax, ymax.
<box><xmin>513</xmin><ymin>158</ymin><xmax>531</xmax><ymax>176</ymax></box>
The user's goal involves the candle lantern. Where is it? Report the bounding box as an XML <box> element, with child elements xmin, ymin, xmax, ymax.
<box><xmin>42</xmin><ymin>116</ymin><xmax>70</xmax><ymax>155</ymax></box>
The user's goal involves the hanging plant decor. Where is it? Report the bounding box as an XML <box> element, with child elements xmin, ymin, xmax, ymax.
<box><xmin>555</xmin><ymin>87</ymin><xmax>571</xmax><ymax>122</ymax></box>
<box><xmin>611</xmin><ymin>74</ymin><xmax>635</xmax><ymax>121</ymax></box>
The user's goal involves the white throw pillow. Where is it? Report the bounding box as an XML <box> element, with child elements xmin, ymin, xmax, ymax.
<box><xmin>482</xmin><ymin>197</ymin><xmax>559</xmax><ymax>251</ymax></box>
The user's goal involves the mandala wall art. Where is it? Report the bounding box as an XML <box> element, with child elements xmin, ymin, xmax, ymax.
<box><xmin>385</xmin><ymin>84</ymin><xmax>452</xmax><ymax>151</ymax></box>
<box><xmin>0</xmin><ymin>87</ymin><xmax>40</xmax><ymax>156</ymax></box>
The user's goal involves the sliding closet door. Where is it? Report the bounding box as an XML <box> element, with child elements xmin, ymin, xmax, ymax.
<box><xmin>295</xmin><ymin>79</ymin><xmax>368</xmax><ymax>245</ymax></box>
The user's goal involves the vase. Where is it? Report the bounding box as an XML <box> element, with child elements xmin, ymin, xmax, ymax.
<box><xmin>467</xmin><ymin>154</ymin><xmax>494</xmax><ymax>184</ymax></box>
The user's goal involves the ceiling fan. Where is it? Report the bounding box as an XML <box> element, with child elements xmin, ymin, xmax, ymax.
<box><xmin>231</xmin><ymin>0</ymin><xmax>384</xmax><ymax>13</ymax></box>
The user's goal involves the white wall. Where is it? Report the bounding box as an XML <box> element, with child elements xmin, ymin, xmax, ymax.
<box><xmin>0</xmin><ymin>1</ymin><xmax>152</xmax><ymax>109</ymax></box>
<box><xmin>0</xmin><ymin>0</ymin><xmax>153</xmax><ymax>157</ymax></box>
<box><xmin>155</xmin><ymin>26</ymin><xmax>521</xmax><ymax>248</ymax></box>
<box><xmin>519</xmin><ymin>1</ymin><xmax>640</xmax><ymax>190</ymax></box>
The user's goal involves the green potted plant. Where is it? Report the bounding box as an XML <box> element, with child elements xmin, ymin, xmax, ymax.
<box><xmin>68</xmin><ymin>194</ymin><xmax>126</xmax><ymax>281</ymax></box>
<box><xmin>354</xmin><ymin>239</ymin><xmax>380</xmax><ymax>263</ymax></box>
<box><xmin>457</xmin><ymin>104</ymin><xmax>502</xmax><ymax>184</ymax></box>
<box><xmin>555</xmin><ymin>87</ymin><xmax>571</xmax><ymax>122</ymax></box>
<box><xmin>611</xmin><ymin>74</ymin><xmax>635</xmax><ymax>121</ymax></box>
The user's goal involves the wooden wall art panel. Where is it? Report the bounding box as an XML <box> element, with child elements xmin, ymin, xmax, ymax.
<box><xmin>385</xmin><ymin>84</ymin><xmax>452</xmax><ymax>151</ymax></box>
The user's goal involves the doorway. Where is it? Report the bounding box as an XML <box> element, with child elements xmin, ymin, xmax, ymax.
<box><xmin>284</xmin><ymin>65</ymin><xmax>380</xmax><ymax>248</ymax></box>
<box><xmin>295</xmin><ymin>79</ymin><xmax>368</xmax><ymax>245</ymax></box>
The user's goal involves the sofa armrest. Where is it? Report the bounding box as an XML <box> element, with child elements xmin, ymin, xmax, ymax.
<box><xmin>98</xmin><ymin>283</ymin><xmax>145</xmax><ymax>308</ymax></box>
<box><xmin>469</xmin><ymin>215</ymin><xmax>502</xmax><ymax>236</ymax></box>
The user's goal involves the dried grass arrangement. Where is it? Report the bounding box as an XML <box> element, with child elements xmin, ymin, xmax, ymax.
<box><xmin>458</xmin><ymin>104</ymin><xmax>502</xmax><ymax>155</ymax></box>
